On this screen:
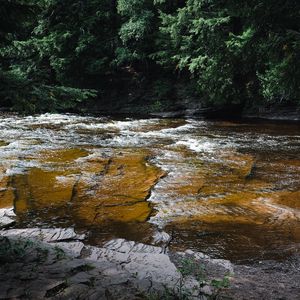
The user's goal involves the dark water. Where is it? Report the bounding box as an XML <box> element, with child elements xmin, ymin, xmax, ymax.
<box><xmin>0</xmin><ymin>114</ymin><xmax>299</xmax><ymax>263</ymax></box>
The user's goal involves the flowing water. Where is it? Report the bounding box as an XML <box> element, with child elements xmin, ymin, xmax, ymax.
<box><xmin>0</xmin><ymin>113</ymin><xmax>299</xmax><ymax>263</ymax></box>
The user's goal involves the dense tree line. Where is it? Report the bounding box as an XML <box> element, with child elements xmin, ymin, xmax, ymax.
<box><xmin>1</xmin><ymin>0</ymin><xmax>300</xmax><ymax>113</ymax></box>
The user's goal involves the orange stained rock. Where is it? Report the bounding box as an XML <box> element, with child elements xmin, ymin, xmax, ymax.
<box><xmin>13</xmin><ymin>168</ymin><xmax>78</xmax><ymax>212</ymax></box>
<box><xmin>11</xmin><ymin>148</ymin><xmax>164</xmax><ymax>225</ymax></box>
<box><xmin>12</xmin><ymin>148</ymin><xmax>89</xmax><ymax>213</ymax></box>
<box><xmin>38</xmin><ymin>148</ymin><xmax>89</xmax><ymax>163</ymax></box>
<box><xmin>74</xmin><ymin>151</ymin><xmax>165</xmax><ymax>207</ymax></box>
<box><xmin>0</xmin><ymin>169</ymin><xmax>14</xmax><ymax>208</ymax></box>
<box><xmin>73</xmin><ymin>151</ymin><xmax>165</xmax><ymax>223</ymax></box>
<box><xmin>174</xmin><ymin>189</ymin><xmax>300</xmax><ymax>229</ymax></box>
<box><xmin>77</xmin><ymin>201</ymin><xmax>152</xmax><ymax>224</ymax></box>
<box><xmin>275</xmin><ymin>191</ymin><xmax>300</xmax><ymax>209</ymax></box>
<box><xmin>216</xmin><ymin>151</ymin><xmax>256</xmax><ymax>178</ymax></box>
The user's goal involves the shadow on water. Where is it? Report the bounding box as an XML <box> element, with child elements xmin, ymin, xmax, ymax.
<box><xmin>0</xmin><ymin>114</ymin><xmax>299</xmax><ymax>263</ymax></box>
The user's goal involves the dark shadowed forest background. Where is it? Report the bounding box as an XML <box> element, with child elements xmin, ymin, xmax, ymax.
<box><xmin>1</xmin><ymin>0</ymin><xmax>300</xmax><ymax>114</ymax></box>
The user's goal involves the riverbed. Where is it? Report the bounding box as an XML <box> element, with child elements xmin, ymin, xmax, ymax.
<box><xmin>0</xmin><ymin>114</ymin><xmax>299</xmax><ymax>263</ymax></box>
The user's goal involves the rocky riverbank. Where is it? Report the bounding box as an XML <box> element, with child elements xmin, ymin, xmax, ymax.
<box><xmin>0</xmin><ymin>225</ymin><xmax>299</xmax><ymax>299</ymax></box>
<box><xmin>0</xmin><ymin>227</ymin><xmax>231</xmax><ymax>299</ymax></box>
<box><xmin>0</xmin><ymin>114</ymin><xmax>299</xmax><ymax>299</ymax></box>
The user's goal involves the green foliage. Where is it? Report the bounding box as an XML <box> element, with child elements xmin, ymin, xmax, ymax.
<box><xmin>147</xmin><ymin>256</ymin><xmax>231</xmax><ymax>300</ymax></box>
<box><xmin>1</xmin><ymin>0</ymin><xmax>300</xmax><ymax>113</ymax></box>
<box><xmin>178</xmin><ymin>257</ymin><xmax>206</xmax><ymax>282</ymax></box>
<box><xmin>1</xmin><ymin>0</ymin><xmax>106</xmax><ymax>112</ymax></box>
<box><xmin>156</xmin><ymin>0</ymin><xmax>300</xmax><ymax>107</ymax></box>
<box><xmin>116</xmin><ymin>0</ymin><xmax>156</xmax><ymax>68</ymax></box>
<box><xmin>0</xmin><ymin>237</ymin><xmax>49</xmax><ymax>263</ymax></box>
<box><xmin>211</xmin><ymin>276</ymin><xmax>230</xmax><ymax>289</ymax></box>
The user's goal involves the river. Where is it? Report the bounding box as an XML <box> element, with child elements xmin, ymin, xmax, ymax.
<box><xmin>0</xmin><ymin>113</ymin><xmax>299</xmax><ymax>263</ymax></box>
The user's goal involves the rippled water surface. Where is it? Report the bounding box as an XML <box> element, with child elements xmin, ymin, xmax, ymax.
<box><xmin>0</xmin><ymin>114</ymin><xmax>299</xmax><ymax>263</ymax></box>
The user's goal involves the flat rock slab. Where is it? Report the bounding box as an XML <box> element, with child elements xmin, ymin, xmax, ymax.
<box><xmin>103</xmin><ymin>238</ymin><xmax>164</xmax><ymax>254</ymax></box>
<box><xmin>0</xmin><ymin>227</ymin><xmax>85</xmax><ymax>243</ymax></box>
<box><xmin>81</xmin><ymin>239</ymin><xmax>182</xmax><ymax>293</ymax></box>
<box><xmin>0</xmin><ymin>236</ymin><xmax>145</xmax><ymax>300</ymax></box>
<box><xmin>0</xmin><ymin>207</ymin><xmax>16</xmax><ymax>228</ymax></box>
<box><xmin>56</xmin><ymin>241</ymin><xmax>85</xmax><ymax>257</ymax></box>
<box><xmin>1</xmin><ymin>229</ymin><xmax>299</xmax><ymax>299</ymax></box>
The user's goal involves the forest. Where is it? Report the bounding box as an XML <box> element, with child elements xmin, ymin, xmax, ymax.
<box><xmin>1</xmin><ymin>0</ymin><xmax>300</xmax><ymax>114</ymax></box>
<box><xmin>1</xmin><ymin>2</ymin><xmax>300</xmax><ymax>299</ymax></box>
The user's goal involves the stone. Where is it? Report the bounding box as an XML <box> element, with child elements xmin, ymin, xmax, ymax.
<box><xmin>104</xmin><ymin>238</ymin><xmax>163</xmax><ymax>254</ymax></box>
<box><xmin>0</xmin><ymin>228</ymin><xmax>85</xmax><ymax>243</ymax></box>
<box><xmin>200</xmin><ymin>285</ymin><xmax>213</xmax><ymax>296</ymax></box>
<box><xmin>51</xmin><ymin>284</ymin><xmax>89</xmax><ymax>300</ymax></box>
<box><xmin>0</xmin><ymin>207</ymin><xmax>16</xmax><ymax>228</ymax></box>
<box><xmin>85</xmin><ymin>289</ymin><xmax>107</xmax><ymax>300</ymax></box>
<box><xmin>6</xmin><ymin>284</ymin><xmax>26</xmax><ymax>298</ymax></box>
<box><xmin>53</xmin><ymin>241</ymin><xmax>85</xmax><ymax>257</ymax></box>
<box><xmin>185</xmin><ymin>249</ymin><xmax>195</xmax><ymax>255</ymax></box>
<box><xmin>179</xmin><ymin>250</ymin><xmax>234</xmax><ymax>279</ymax></box>
<box><xmin>0</xmin><ymin>233</ymin><xmax>229</xmax><ymax>299</ymax></box>
<box><xmin>153</xmin><ymin>230</ymin><xmax>171</xmax><ymax>246</ymax></box>
<box><xmin>69</xmin><ymin>272</ymin><xmax>92</xmax><ymax>285</ymax></box>
<box><xmin>0</xmin><ymin>215</ymin><xmax>15</xmax><ymax>228</ymax></box>
<box><xmin>85</xmin><ymin>239</ymin><xmax>181</xmax><ymax>293</ymax></box>
<box><xmin>0</xmin><ymin>283</ymin><xmax>11</xmax><ymax>298</ymax></box>
<box><xmin>72</xmin><ymin>150</ymin><xmax>165</xmax><ymax>225</ymax></box>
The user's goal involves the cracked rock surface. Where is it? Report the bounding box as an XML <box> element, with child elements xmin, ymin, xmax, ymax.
<box><xmin>1</xmin><ymin>228</ymin><xmax>300</xmax><ymax>299</ymax></box>
<box><xmin>0</xmin><ymin>228</ymin><xmax>210</xmax><ymax>299</ymax></box>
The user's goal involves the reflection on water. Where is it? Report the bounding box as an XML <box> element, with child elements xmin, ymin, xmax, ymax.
<box><xmin>0</xmin><ymin>114</ymin><xmax>299</xmax><ymax>263</ymax></box>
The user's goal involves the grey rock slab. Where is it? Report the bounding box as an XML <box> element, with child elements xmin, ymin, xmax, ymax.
<box><xmin>26</xmin><ymin>289</ymin><xmax>47</xmax><ymax>300</ymax></box>
<box><xmin>123</xmin><ymin>252</ymin><xmax>181</xmax><ymax>288</ymax></box>
<box><xmin>83</xmin><ymin>245</ymin><xmax>131</xmax><ymax>265</ymax></box>
<box><xmin>6</xmin><ymin>287</ymin><xmax>25</xmax><ymax>299</ymax></box>
<box><xmin>103</xmin><ymin>238</ymin><xmax>164</xmax><ymax>254</ymax></box>
<box><xmin>18</xmin><ymin>271</ymin><xmax>39</xmax><ymax>281</ymax></box>
<box><xmin>98</xmin><ymin>273</ymin><xmax>130</xmax><ymax>286</ymax></box>
<box><xmin>200</xmin><ymin>285</ymin><xmax>213</xmax><ymax>296</ymax></box>
<box><xmin>86</xmin><ymin>289</ymin><xmax>107</xmax><ymax>300</ymax></box>
<box><xmin>50</xmin><ymin>283</ymin><xmax>89</xmax><ymax>300</ymax></box>
<box><xmin>153</xmin><ymin>230</ymin><xmax>171</xmax><ymax>245</ymax></box>
<box><xmin>0</xmin><ymin>228</ymin><xmax>85</xmax><ymax>243</ymax></box>
<box><xmin>69</xmin><ymin>272</ymin><xmax>92</xmax><ymax>285</ymax></box>
<box><xmin>185</xmin><ymin>250</ymin><xmax>234</xmax><ymax>277</ymax></box>
<box><xmin>53</xmin><ymin>241</ymin><xmax>85</xmax><ymax>257</ymax></box>
<box><xmin>85</xmin><ymin>240</ymin><xmax>181</xmax><ymax>293</ymax></box>
<box><xmin>0</xmin><ymin>216</ymin><xmax>15</xmax><ymax>228</ymax></box>
<box><xmin>0</xmin><ymin>207</ymin><xmax>16</xmax><ymax>228</ymax></box>
<box><xmin>47</xmin><ymin>259</ymin><xmax>90</xmax><ymax>275</ymax></box>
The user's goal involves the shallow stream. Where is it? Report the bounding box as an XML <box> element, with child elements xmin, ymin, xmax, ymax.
<box><xmin>0</xmin><ymin>114</ymin><xmax>299</xmax><ymax>263</ymax></box>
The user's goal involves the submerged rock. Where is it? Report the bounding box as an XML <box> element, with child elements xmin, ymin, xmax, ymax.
<box><xmin>72</xmin><ymin>150</ymin><xmax>165</xmax><ymax>224</ymax></box>
<box><xmin>11</xmin><ymin>148</ymin><xmax>165</xmax><ymax>228</ymax></box>
<box><xmin>0</xmin><ymin>170</ymin><xmax>14</xmax><ymax>209</ymax></box>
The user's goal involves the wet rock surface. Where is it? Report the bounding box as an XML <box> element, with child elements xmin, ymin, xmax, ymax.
<box><xmin>0</xmin><ymin>229</ymin><xmax>206</xmax><ymax>299</ymax></box>
<box><xmin>0</xmin><ymin>114</ymin><xmax>299</xmax><ymax>261</ymax></box>
<box><xmin>1</xmin><ymin>228</ymin><xmax>299</xmax><ymax>299</ymax></box>
<box><xmin>0</xmin><ymin>114</ymin><xmax>299</xmax><ymax>299</ymax></box>
<box><xmin>0</xmin><ymin>236</ymin><xmax>144</xmax><ymax>300</ymax></box>
<box><xmin>1</xmin><ymin>227</ymin><xmax>85</xmax><ymax>243</ymax></box>
<box><xmin>243</xmin><ymin>106</ymin><xmax>300</xmax><ymax>121</ymax></box>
